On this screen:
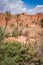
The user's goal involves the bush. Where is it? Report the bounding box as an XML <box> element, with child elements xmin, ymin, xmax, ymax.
<box><xmin>0</xmin><ymin>27</ymin><xmax>4</xmax><ymax>42</ymax></box>
<box><xmin>10</xmin><ymin>23</ymin><xmax>15</xmax><ymax>28</ymax></box>
<box><xmin>0</xmin><ymin>41</ymin><xmax>43</xmax><ymax>65</ymax></box>
<box><xmin>12</xmin><ymin>30</ymin><xmax>18</xmax><ymax>37</ymax></box>
<box><xmin>40</xmin><ymin>19</ymin><xmax>43</xmax><ymax>28</ymax></box>
<box><xmin>5</xmin><ymin>31</ymin><xmax>11</xmax><ymax>38</ymax></box>
<box><xmin>0</xmin><ymin>42</ymin><xmax>32</xmax><ymax>65</ymax></box>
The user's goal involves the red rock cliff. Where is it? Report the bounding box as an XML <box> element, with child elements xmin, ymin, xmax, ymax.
<box><xmin>0</xmin><ymin>13</ymin><xmax>43</xmax><ymax>26</ymax></box>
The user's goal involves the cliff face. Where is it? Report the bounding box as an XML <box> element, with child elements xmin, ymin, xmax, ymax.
<box><xmin>0</xmin><ymin>13</ymin><xmax>43</xmax><ymax>27</ymax></box>
<box><xmin>0</xmin><ymin>13</ymin><xmax>43</xmax><ymax>42</ymax></box>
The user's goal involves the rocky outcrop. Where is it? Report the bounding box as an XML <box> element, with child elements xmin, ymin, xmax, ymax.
<box><xmin>0</xmin><ymin>12</ymin><xmax>43</xmax><ymax>42</ymax></box>
<box><xmin>0</xmin><ymin>13</ymin><xmax>43</xmax><ymax>27</ymax></box>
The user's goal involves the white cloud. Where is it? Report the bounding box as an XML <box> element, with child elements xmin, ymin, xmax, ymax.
<box><xmin>27</xmin><ymin>5</ymin><xmax>43</xmax><ymax>14</ymax></box>
<box><xmin>0</xmin><ymin>0</ymin><xmax>43</xmax><ymax>14</ymax></box>
<box><xmin>3</xmin><ymin>0</ymin><xmax>27</xmax><ymax>14</ymax></box>
<box><xmin>2</xmin><ymin>0</ymin><xmax>8</xmax><ymax>4</ymax></box>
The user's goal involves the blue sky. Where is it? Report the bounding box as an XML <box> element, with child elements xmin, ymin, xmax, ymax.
<box><xmin>23</xmin><ymin>0</ymin><xmax>43</xmax><ymax>7</ymax></box>
<box><xmin>0</xmin><ymin>0</ymin><xmax>43</xmax><ymax>14</ymax></box>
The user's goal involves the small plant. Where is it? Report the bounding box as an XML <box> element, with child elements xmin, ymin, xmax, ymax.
<box><xmin>10</xmin><ymin>23</ymin><xmax>15</xmax><ymax>28</ymax></box>
<box><xmin>12</xmin><ymin>29</ymin><xmax>18</xmax><ymax>37</ymax></box>
<box><xmin>19</xmin><ymin>22</ymin><xmax>22</xmax><ymax>26</ymax></box>
<box><xmin>0</xmin><ymin>27</ymin><xmax>4</xmax><ymax>42</ymax></box>
<box><xmin>40</xmin><ymin>19</ymin><xmax>43</xmax><ymax>28</ymax></box>
<box><xmin>5</xmin><ymin>32</ymin><xmax>11</xmax><ymax>38</ymax></box>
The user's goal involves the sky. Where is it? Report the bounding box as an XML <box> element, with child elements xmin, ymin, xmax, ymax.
<box><xmin>0</xmin><ymin>0</ymin><xmax>43</xmax><ymax>14</ymax></box>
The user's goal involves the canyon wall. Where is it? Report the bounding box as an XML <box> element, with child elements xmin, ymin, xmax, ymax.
<box><xmin>0</xmin><ymin>13</ymin><xmax>43</xmax><ymax>27</ymax></box>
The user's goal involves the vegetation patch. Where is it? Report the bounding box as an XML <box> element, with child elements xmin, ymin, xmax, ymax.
<box><xmin>0</xmin><ymin>41</ymin><xmax>43</xmax><ymax>65</ymax></box>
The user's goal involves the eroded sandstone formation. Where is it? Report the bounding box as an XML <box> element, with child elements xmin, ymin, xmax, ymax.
<box><xmin>0</xmin><ymin>13</ymin><xmax>43</xmax><ymax>27</ymax></box>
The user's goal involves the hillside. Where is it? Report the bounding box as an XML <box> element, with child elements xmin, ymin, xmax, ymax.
<box><xmin>0</xmin><ymin>13</ymin><xmax>43</xmax><ymax>43</ymax></box>
<box><xmin>0</xmin><ymin>13</ymin><xmax>43</xmax><ymax>65</ymax></box>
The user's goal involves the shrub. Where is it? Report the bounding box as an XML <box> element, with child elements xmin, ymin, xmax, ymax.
<box><xmin>0</xmin><ymin>41</ymin><xmax>43</xmax><ymax>65</ymax></box>
<box><xmin>0</xmin><ymin>42</ymin><xmax>32</xmax><ymax>65</ymax></box>
<box><xmin>5</xmin><ymin>31</ymin><xmax>11</xmax><ymax>38</ymax></box>
<box><xmin>19</xmin><ymin>22</ymin><xmax>22</xmax><ymax>26</ymax></box>
<box><xmin>0</xmin><ymin>27</ymin><xmax>4</xmax><ymax>42</ymax></box>
<box><xmin>10</xmin><ymin>23</ymin><xmax>15</xmax><ymax>28</ymax></box>
<box><xmin>40</xmin><ymin>19</ymin><xmax>43</xmax><ymax>28</ymax></box>
<box><xmin>12</xmin><ymin>30</ymin><xmax>18</xmax><ymax>37</ymax></box>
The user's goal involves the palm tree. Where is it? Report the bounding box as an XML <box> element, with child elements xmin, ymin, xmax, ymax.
<box><xmin>5</xmin><ymin>11</ymin><xmax>11</xmax><ymax>30</ymax></box>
